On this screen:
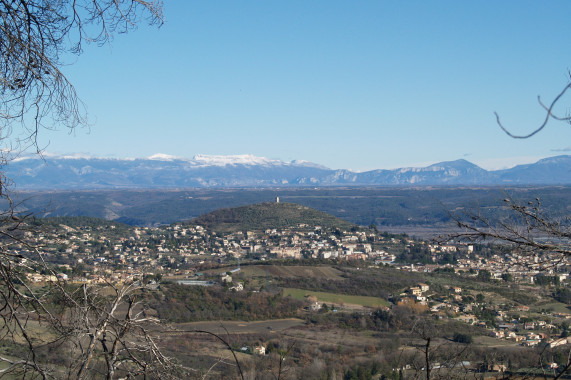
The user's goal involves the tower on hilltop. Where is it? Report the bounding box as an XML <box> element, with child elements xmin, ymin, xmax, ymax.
<box><xmin>276</xmin><ymin>196</ymin><xmax>280</xmax><ymax>203</ymax></box>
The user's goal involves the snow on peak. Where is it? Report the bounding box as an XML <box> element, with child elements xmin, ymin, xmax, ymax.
<box><xmin>291</xmin><ymin>160</ymin><xmax>330</xmax><ymax>170</ymax></box>
<box><xmin>192</xmin><ymin>154</ymin><xmax>282</xmax><ymax>166</ymax></box>
<box><xmin>147</xmin><ymin>153</ymin><xmax>180</xmax><ymax>161</ymax></box>
<box><xmin>13</xmin><ymin>152</ymin><xmax>95</xmax><ymax>162</ymax></box>
<box><xmin>58</xmin><ymin>153</ymin><xmax>95</xmax><ymax>160</ymax></box>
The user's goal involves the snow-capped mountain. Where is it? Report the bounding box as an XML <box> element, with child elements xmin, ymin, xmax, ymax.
<box><xmin>191</xmin><ymin>154</ymin><xmax>283</xmax><ymax>167</ymax></box>
<box><xmin>4</xmin><ymin>154</ymin><xmax>571</xmax><ymax>189</ymax></box>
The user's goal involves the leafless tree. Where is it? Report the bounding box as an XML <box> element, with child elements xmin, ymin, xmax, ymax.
<box><xmin>0</xmin><ymin>0</ymin><xmax>163</xmax><ymax>151</ymax></box>
<box><xmin>0</xmin><ymin>209</ymin><xmax>56</xmax><ymax>378</ymax></box>
<box><xmin>62</xmin><ymin>277</ymin><xmax>179</xmax><ymax>379</ymax></box>
<box><xmin>0</xmin><ymin>1</ymin><xmax>172</xmax><ymax>378</ymax></box>
<box><xmin>440</xmin><ymin>197</ymin><xmax>570</xmax><ymax>379</ymax></box>
<box><xmin>459</xmin><ymin>37</ymin><xmax>571</xmax><ymax>380</ymax></box>
<box><xmin>0</xmin><ymin>241</ymin><xmax>183</xmax><ymax>379</ymax></box>
<box><xmin>405</xmin><ymin>319</ymin><xmax>475</xmax><ymax>380</ymax></box>
<box><xmin>271</xmin><ymin>340</ymin><xmax>296</xmax><ymax>380</ymax></box>
<box><xmin>444</xmin><ymin>197</ymin><xmax>570</xmax><ymax>267</ymax></box>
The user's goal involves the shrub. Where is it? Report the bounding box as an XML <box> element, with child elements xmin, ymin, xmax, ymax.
<box><xmin>453</xmin><ymin>332</ymin><xmax>473</xmax><ymax>344</ymax></box>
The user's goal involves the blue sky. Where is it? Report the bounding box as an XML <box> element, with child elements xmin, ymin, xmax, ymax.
<box><xmin>38</xmin><ymin>1</ymin><xmax>571</xmax><ymax>171</ymax></box>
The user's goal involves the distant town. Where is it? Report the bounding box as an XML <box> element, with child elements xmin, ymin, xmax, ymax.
<box><xmin>17</xmin><ymin>204</ymin><xmax>570</xmax><ymax>359</ymax></box>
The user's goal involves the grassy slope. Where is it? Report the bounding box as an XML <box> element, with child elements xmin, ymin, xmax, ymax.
<box><xmin>283</xmin><ymin>288</ymin><xmax>390</xmax><ymax>308</ymax></box>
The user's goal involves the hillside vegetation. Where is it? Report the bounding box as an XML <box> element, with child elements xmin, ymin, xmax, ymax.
<box><xmin>190</xmin><ymin>202</ymin><xmax>355</xmax><ymax>232</ymax></box>
<box><xmin>12</xmin><ymin>187</ymin><xmax>571</xmax><ymax>233</ymax></box>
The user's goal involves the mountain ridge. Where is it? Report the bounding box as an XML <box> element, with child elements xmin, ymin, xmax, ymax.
<box><xmin>6</xmin><ymin>154</ymin><xmax>571</xmax><ymax>189</ymax></box>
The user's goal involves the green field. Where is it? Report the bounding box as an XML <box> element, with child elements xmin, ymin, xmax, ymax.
<box><xmin>283</xmin><ymin>288</ymin><xmax>389</xmax><ymax>308</ymax></box>
<box><xmin>530</xmin><ymin>301</ymin><xmax>570</xmax><ymax>314</ymax></box>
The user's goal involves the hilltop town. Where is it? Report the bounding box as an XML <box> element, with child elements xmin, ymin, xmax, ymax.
<box><xmin>23</xmin><ymin>205</ymin><xmax>569</xmax><ymax>286</ymax></box>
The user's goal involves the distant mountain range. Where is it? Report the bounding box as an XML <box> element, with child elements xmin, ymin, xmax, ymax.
<box><xmin>5</xmin><ymin>154</ymin><xmax>571</xmax><ymax>189</ymax></box>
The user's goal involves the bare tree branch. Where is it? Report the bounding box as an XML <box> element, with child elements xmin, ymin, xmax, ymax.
<box><xmin>495</xmin><ymin>75</ymin><xmax>571</xmax><ymax>139</ymax></box>
<box><xmin>443</xmin><ymin>197</ymin><xmax>570</xmax><ymax>272</ymax></box>
<box><xmin>0</xmin><ymin>0</ymin><xmax>163</xmax><ymax>153</ymax></box>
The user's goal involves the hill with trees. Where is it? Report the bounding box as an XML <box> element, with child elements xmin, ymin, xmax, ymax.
<box><xmin>190</xmin><ymin>202</ymin><xmax>355</xmax><ymax>232</ymax></box>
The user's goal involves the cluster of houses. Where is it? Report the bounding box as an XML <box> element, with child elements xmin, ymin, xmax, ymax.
<box><xmin>16</xmin><ymin>221</ymin><xmax>409</xmax><ymax>283</ymax></box>
<box><xmin>398</xmin><ymin>243</ymin><xmax>569</xmax><ymax>280</ymax></box>
<box><xmin>12</xmin><ymin>218</ymin><xmax>570</xmax><ymax>293</ymax></box>
<box><xmin>402</xmin><ymin>282</ymin><xmax>571</xmax><ymax>350</ymax></box>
